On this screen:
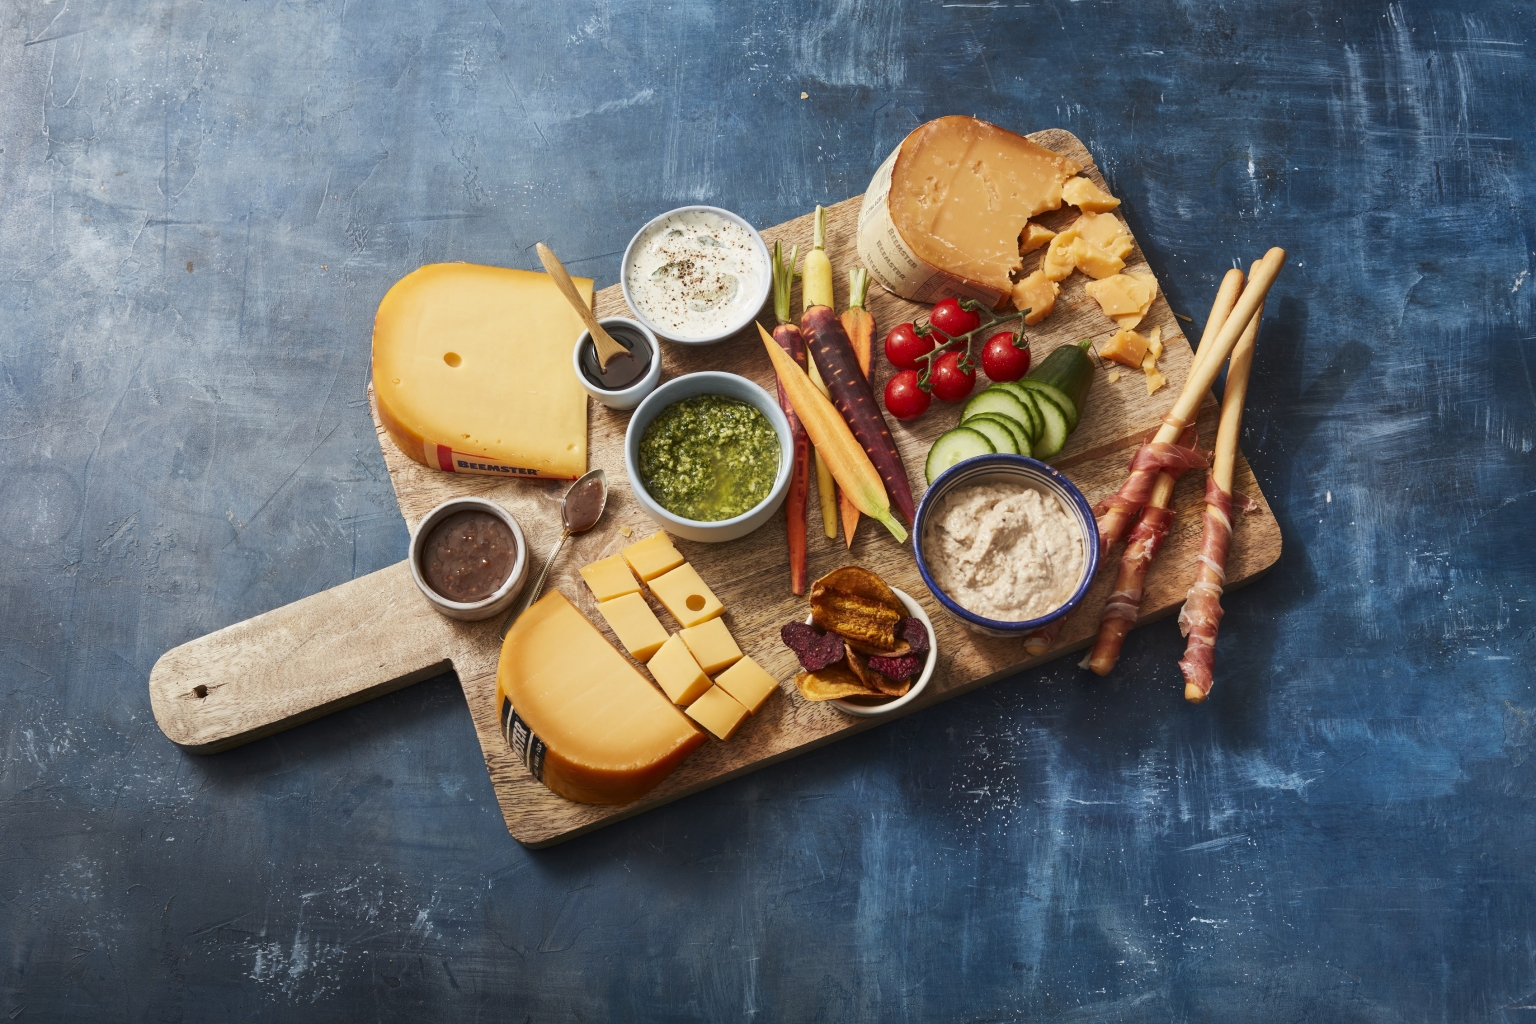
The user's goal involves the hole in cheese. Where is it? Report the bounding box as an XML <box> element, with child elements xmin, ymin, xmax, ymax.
<box><xmin>443</xmin><ymin>352</ymin><xmax>462</xmax><ymax>367</ymax></box>
<box><xmin>686</xmin><ymin>594</ymin><xmax>706</xmax><ymax>612</ymax></box>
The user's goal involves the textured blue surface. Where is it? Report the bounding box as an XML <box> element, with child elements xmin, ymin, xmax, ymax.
<box><xmin>3</xmin><ymin>1</ymin><xmax>1535</xmax><ymax>1019</ymax></box>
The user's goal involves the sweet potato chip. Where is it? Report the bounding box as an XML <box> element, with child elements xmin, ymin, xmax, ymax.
<box><xmin>810</xmin><ymin>566</ymin><xmax>906</xmax><ymax>655</ymax></box>
<box><xmin>794</xmin><ymin>664</ymin><xmax>884</xmax><ymax>701</ymax></box>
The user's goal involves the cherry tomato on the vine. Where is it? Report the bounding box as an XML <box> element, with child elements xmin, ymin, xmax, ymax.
<box><xmin>929</xmin><ymin>350</ymin><xmax>977</xmax><ymax>403</ymax></box>
<box><xmin>883</xmin><ymin>322</ymin><xmax>934</xmax><ymax>371</ymax></box>
<box><xmin>929</xmin><ymin>297</ymin><xmax>981</xmax><ymax>340</ymax></box>
<box><xmin>981</xmin><ymin>330</ymin><xmax>1031</xmax><ymax>382</ymax></box>
<box><xmin>883</xmin><ymin>369</ymin><xmax>931</xmax><ymax>421</ymax></box>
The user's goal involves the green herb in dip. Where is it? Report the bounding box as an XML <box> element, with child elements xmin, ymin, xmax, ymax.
<box><xmin>638</xmin><ymin>395</ymin><xmax>780</xmax><ymax>522</ymax></box>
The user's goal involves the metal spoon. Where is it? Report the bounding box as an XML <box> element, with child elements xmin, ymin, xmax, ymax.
<box><xmin>498</xmin><ymin>468</ymin><xmax>608</xmax><ymax>639</ymax></box>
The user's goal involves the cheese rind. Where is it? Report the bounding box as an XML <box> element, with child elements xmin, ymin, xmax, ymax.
<box><xmin>648</xmin><ymin>634</ymin><xmax>712</xmax><ymax>706</ymax></box>
<box><xmin>713</xmin><ymin>657</ymin><xmax>780</xmax><ymax>714</ymax></box>
<box><xmin>679</xmin><ymin>617</ymin><xmax>743</xmax><ymax>676</ymax></box>
<box><xmin>622</xmin><ymin>532</ymin><xmax>685</xmax><ymax>582</ymax></box>
<box><xmin>373</xmin><ymin>264</ymin><xmax>589</xmax><ymax>479</ymax></box>
<box><xmin>685</xmin><ymin>685</ymin><xmax>751</xmax><ymax>741</ymax></box>
<box><xmin>596</xmin><ymin>592</ymin><xmax>669</xmax><ymax>663</ymax></box>
<box><xmin>579</xmin><ymin>554</ymin><xmax>641</xmax><ymax>603</ymax></box>
<box><xmin>649</xmin><ymin>563</ymin><xmax>725</xmax><ymax>628</ymax></box>
<box><xmin>496</xmin><ymin>592</ymin><xmax>703</xmax><ymax>805</ymax></box>
<box><xmin>857</xmin><ymin>117</ymin><xmax>1082</xmax><ymax>305</ymax></box>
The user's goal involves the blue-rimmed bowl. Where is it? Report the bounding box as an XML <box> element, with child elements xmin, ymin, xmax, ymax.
<box><xmin>624</xmin><ymin>371</ymin><xmax>793</xmax><ymax>543</ymax></box>
<box><xmin>913</xmin><ymin>455</ymin><xmax>1100</xmax><ymax>638</ymax></box>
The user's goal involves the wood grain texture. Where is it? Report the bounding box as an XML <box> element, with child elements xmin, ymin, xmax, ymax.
<box><xmin>148</xmin><ymin>130</ymin><xmax>1280</xmax><ymax>846</ymax></box>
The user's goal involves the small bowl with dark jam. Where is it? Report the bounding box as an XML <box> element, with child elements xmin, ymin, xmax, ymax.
<box><xmin>408</xmin><ymin>497</ymin><xmax>528</xmax><ymax>621</ymax></box>
<box><xmin>572</xmin><ymin>316</ymin><xmax>662</xmax><ymax>411</ymax></box>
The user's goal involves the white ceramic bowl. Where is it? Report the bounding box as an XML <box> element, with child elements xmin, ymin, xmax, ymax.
<box><xmin>571</xmin><ymin>316</ymin><xmax>662</xmax><ymax>411</ymax></box>
<box><xmin>806</xmin><ymin>588</ymin><xmax>939</xmax><ymax>718</ymax></box>
<box><xmin>913</xmin><ymin>455</ymin><xmax>1100</xmax><ymax>638</ymax></box>
<box><xmin>624</xmin><ymin>371</ymin><xmax>793</xmax><ymax>543</ymax></box>
<box><xmin>620</xmin><ymin>205</ymin><xmax>772</xmax><ymax>345</ymax></box>
<box><xmin>408</xmin><ymin>497</ymin><xmax>528</xmax><ymax>621</ymax></box>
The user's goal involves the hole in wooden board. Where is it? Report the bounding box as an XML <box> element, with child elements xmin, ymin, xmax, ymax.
<box><xmin>686</xmin><ymin>594</ymin><xmax>706</xmax><ymax>612</ymax></box>
<box><xmin>443</xmin><ymin>352</ymin><xmax>462</xmax><ymax>367</ymax></box>
<box><xmin>193</xmin><ymin>684</ymin><xmax>208</xmax><ymax>699</ymax></box>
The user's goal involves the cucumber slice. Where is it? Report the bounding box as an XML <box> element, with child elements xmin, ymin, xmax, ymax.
<box><xmin>960</xmin><ymin>415</ymin><xmax>1019</xmax><ymax>456</ymax></box>
<box><xmin>987</xmin><ymin>382</ymin><xmax>1041</xmax><ymax>442</ymax></box>
<box><xmin>1026</xmin><ymin>339</ymin><xmax>1095</xmax><ymax>427</ymax></box>
<box><xmin>1030</xmin><ymin>389</ymin><xmax>1071</xmax><ymax>459</ymax></box>
<box><xmin>961</xmin><ymin>389</ymin><xmax>1033</xmax><ymax>439</ymax></box>
<box><xmin>925</xmin><ymin>427</ymin><xmax>995</xmax><ymax>485</ymax></box>
<box><xmin>968</xmin><ymin>413</ymin><xmax>1032</xmax><ymax>459</ymax></box>
<box><xmin>1018</xmin><ymin>379</ymin><xmax>1078</xmax><ymax>433</ymax></box>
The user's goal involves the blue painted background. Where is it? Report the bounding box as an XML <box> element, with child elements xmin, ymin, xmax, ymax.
<box><xmin>4</xmin><ymin>1</ymin><xmax>1534</xmax><ymax>1019</ymax></box>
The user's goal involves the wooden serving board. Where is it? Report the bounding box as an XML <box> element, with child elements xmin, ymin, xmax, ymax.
<box><xmin>149</xmin><ymin>130</ymin><xmax>1280</xmax><ymax>847</ymax></box>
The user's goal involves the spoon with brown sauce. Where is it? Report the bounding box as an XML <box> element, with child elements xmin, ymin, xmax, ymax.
<box><xmin>498</xmin><ymin>468</ymin><xmax>608</xmax><ymax>639</ymax></box>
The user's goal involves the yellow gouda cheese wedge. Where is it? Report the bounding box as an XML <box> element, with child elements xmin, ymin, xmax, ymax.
<box><xmin>622</xmin><ymin>532</ymin><xmax>685</xmax><ymax>582</ymax></box>
<box><xmin>857</xmin><ymin>116</ymin><xmax>1082</xmax><ymax>305</ymax></box>
<box><xmin>648</xmin><ymin>634</ymin><xmax>712</xmax><ymax>706</ymax></box>
<box><xmin>1019</xmin><ymin>221</ymin><xmax>1057</xmax><ymax>254</ymax></box>
<box><xmin>1067</xmin><ymin>237</ymin><xmax>1125</xmax><ymax>280</ymax></box>
<box><xmin>1042</xmin><ymin>229</ymin><xmax>1080</xmax><ymax>283</ymax></box>
<box><xmin>649</xmin><ymin>563</ymin><xmax>724</xmax><ymax>628</ymax></box>
<box><xmin>596</xmin><ymin>592</ymin><xmax>669</xmax><ymax>663</ymax></box>
<box><xmin>678</xmin><ymin>617</ymin><xmax>743</xmax><ymax>676</ymax></box>
<box><xmin>685</xmin><ymin>685</ymin><xmax>750</xmax><ymax>741</ymax></box>
<box><xmin>496</xmin><ymin>592</ymin><xmax>704</xmax><ymax>805</ymax></box>
<box><xmin>373</xmin><ymin>264</ymin><xmax>589</xmax><ymax>480</ymax></box>
<box><xmin>713</xmin><ymin>656</ymin><xmax>780</xmax><ymax>714</ymax></box>
<box><xmin>579</xmin><ymin>554</ymin><xmax>641</xmax><ymax>603</ymax></box>
<box><xmin>1010</xmin><ymin>270</ymin><xmax>1060</xmax><ymax>327</ymax></box>
<box><xmin>1062</xmin><ymin>176</ymin><xmax>1121</xmax><ymax>212</ymax></box>
<box><xmin>1073</xmin><ymin>211</ymin><xmax>1134</xmax><ymax>259</ymax></box>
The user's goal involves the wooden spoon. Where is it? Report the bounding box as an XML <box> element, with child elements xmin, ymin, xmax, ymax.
<box><xmin>536</xmin><ymin>242</ymin><xmax>630</xmax><ymax>371</ymax></box>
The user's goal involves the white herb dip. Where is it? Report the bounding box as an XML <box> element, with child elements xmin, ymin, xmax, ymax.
<box><xmin>923</xmin><ymin>481</ymin><xmax>1084</xmax><ymax>622</ymax></box>
<box><xmin>624</xmin><ymin>209</ymin><xmax>766</xmax><ymax>340</ymax></box>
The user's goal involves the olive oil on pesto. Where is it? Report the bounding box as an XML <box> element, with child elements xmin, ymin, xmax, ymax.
<box><xmin>639</xmin><ymin>396</ymin><xmax>780</xmax><ymax>522</ymax></box>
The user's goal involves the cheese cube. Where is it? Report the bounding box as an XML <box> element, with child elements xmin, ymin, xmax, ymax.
<box><xmin>712</xmin><ymin>656</ymin><xmax>780</xmax><ymax>714</ymax></box>
<box><xmin>647</xmin><ymin>634</ymin><xmax>712</xmax><ymax>706</ymax></box>
<box><xmin>1019</xmin><ymin>221</ymin><xmax>1056</xmax><ymax>255</ymax></box>
<box><xmin>579</xmin><ymin>553</ymin><xmax>641</xmax><ymax>602</ymax></box>
<box><xmin>685</xmin><ymin>685</ymin><xmax>750</xmax><ymax>741</ymax></box>
<box><xmin>622</xmin><ymin>532</ymin><xmax>685</xmax><ymax>582</ymax></box>
<box><xmin>649</xmin><ymin>563</ymin><xmax>724</xmax><ymax>628</ymax></box>
<box><xmin>1062</xmin><ymin>176</ymin><xmax>1121</xmax><ymax>212</ymax></box>
<box><xmin>678</xmin><ymin>617</ymin><xmax>743</xmax><ymax>676</ymax></box>
<box><xmin>1011</xmin><ymin>270</ymin><xmax>1060</xmax><ymax>327</ymax></box>
<box><xmin>1067</xmin><ymin>237</ymin><xmax>1125</xmax><ymax>280</ymax></box>
<box><xmin>1041</xmin><ymin>229</ymin><xmax>1079</xmax><ymax>282</ymax></box>
<box><xmin>595</xmin><ymin>592</ymin><xmax>669</xmax><ymax>663</ymax></box>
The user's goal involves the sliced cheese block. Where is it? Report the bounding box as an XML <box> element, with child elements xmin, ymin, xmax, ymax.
<box><xmin>1067</xmin><ymin>237</ymin><xmax>1125</xmax><ymax>280</ymax></box>
<box><xmin>648</xmin><ymin>634</ymin><xmax>712</xmax><ymax>706</ymax></box>
<box><xmin>579</xmin><ymin>554</ymin><xmax>641</xmax><ymax>603</ymax></box>
<box><xmin>596</xmin><ymin>592</ymin><xmax>669</xmax><ymax>663</ymax></box>
<box><xmin>1019</xmin><ymin>221</ymin><xmax>1057</xmax><ymax>254</ymax></box>
<box><xmin>496</xmin><ymin>591</ymin><xmax>704</xmax><ymax>805</ymax></box>
<box><xmin>1042</xmin><ymin>229</ymin><xmax>1080</xmax><ymax>283</ymax></box>
<box><xmin>1062</xmin><ymin>176</ymin><xmax>1121</xmax><ymax>212</ymax></box>
<box><xmin>1074</xmin><ymin>211</ymin><xmax>1134</xmax><ymax>260</ymax></box>
<box><xmin>1010</xmin><ymin>270</ymin><xmax>1060</xmax><ymax>327</ymax></box>
<box><xmin>857</xmin><ymin>116</ymin><xmax>1082</xmax><ymax>305</ymax></box>
<box><xmin>678</xmin><ymin>617</ymin><xmax>743</xmax><ymax>676</ymax></box>
<box><xmin>685</xmin><ymin>685</ymin><xmax>750</xmax><ymax>741</ymax></box>
<box><xmin>622</xmin><ymin>532</ymin><xmax>685</xmax><ymax>582</ymax></box>
<box><xmin>649</xmin><ymin>563</ymin><xmax>724</xmax><ymax>628</ymax></box>
<box><xmin>713</xmin><ymin>656</ymin><xmax>780</xmax><ymax>714</ymax></box>
<box><xmin>1085</xmin><ymin>273</ymin><xmax>1158</xmax><ymax>330</ymax></box>
<box><xmin>373</xmin><ymin>264</ymin><xmax>590</xmax><ymax>479</ymax></box>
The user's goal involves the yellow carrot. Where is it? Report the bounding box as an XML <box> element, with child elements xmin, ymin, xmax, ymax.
<box><xmin>802</xmin><ymin>206</ymin><xmax>833</xmax><ymax>311</ymax></box>
<box><xmin>807</xmin><ymin>356</ymin><xmax>839</xmax><ymax>540</ymax></box>
<box><xmin>757</xmin><ymin>323</ymin><xmax>906</xmax><ymax>543</ymax></box>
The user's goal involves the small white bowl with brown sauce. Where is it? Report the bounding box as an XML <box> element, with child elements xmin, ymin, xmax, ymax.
<box><xmin>409</xmin><ymin>497</ymin><xmax>528</xmax><ymax>621</ymax></box>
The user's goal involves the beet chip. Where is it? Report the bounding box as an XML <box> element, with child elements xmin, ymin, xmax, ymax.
<box><xmin>867</xmin><ymin>652</ymin><xmax>922</xmax><ymax>682</ymax></box>
<box><xmin>897</xmin><ymin>617</ymin><xmax>930</xmax><ymax>654</ymax></box>
<box><xmin>781</xmin><ymin>622</ymin><xmax>846</xmax><ymax>673</ymax></box>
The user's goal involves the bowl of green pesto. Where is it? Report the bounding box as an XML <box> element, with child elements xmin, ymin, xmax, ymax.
<box><xmin>624</xmin><ymin>371</ymin><xmax>793</xmax><ymax>543</ymax></box>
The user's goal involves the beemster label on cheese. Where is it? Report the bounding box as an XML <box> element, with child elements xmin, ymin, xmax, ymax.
<box><xmin>502</xmin><ymin>696</ymin><xmax>547</xmax><ymax>781</ymax></box>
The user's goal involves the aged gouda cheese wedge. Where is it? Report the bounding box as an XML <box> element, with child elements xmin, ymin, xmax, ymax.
<box><xmin>1074</xmin><ymin>211</ymin><xmax>1134</xmax><ymax>260</ymax></box>
<box><xmin>648</xmin><ymin>634</ymin><xmax>712</xmax><ymax>706</ymax></box>
<box><xmin>373</xmin><ymin>264</ymin><xmax>589</xmax><ymax>479</ymax></box>
<box><xmin>678</xmin><ymin>617</ymin><xmax>743</xmax><ymax>676</ymax></box>
<box><xmin>1019</xmin><ymin>221</ymin><xmax>1057</xmax><ymax>254</ymax></box>
<box><xmin>1062</xmin><ymin>176</ymin><xmax>1121</xmax><ymax>212</ymax></box>
<box><xmin>857</xmin><ymin>116</ymin><xmax>1082</xmax><ymax>305</ymax></box>
<box><xmin>596</xmin><ymin>592</ymin><xmax>669</xmax><ymax>663</ymax></box>
<box><xmin>579</xmin><ymin>554</ymin><xmax>641</xmax><ymax>603</ymax></box>
<box><xmin>649</xmin><ymin>563</ymin><xmax>724</xmax><ymax>628</ymax></box>
<box><xmin>1068</xmin><ymin>237</ymin><xmax>1125</xmax><ymax>280</ymax></box>
<box><xmin>713</xmin><ymin>656</ymin><xmax>780</xmax><ymax>714</ymax></box>
<box><xmin>496</xmin><ymin>591</ymin><xmax>704</xmax><ymax>805</ymax></box>
<box><xmin>622</xmin><ymin>532</ymin><xmax>685</xmax><ymax>582</ymax></box>
<box><xmin>1042</xmin><ymin>229</ymin><xmax>1080</xmax><ymax>283</ymax></box>
<box><xmin>1010</xmin><ymin>270</ymin><xmax>1059</xmax><ymax>327</ymax></box>
<box><xmin>685</xmin><ymin>685</ymin><xmax>750</xmax><ymax>741</ymax></box>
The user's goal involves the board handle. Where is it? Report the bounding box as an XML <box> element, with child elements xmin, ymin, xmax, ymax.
<box><xmin>149</xmin><ymin>560</ymin><xmax>484</xmax><ymax>753</ymax></box>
